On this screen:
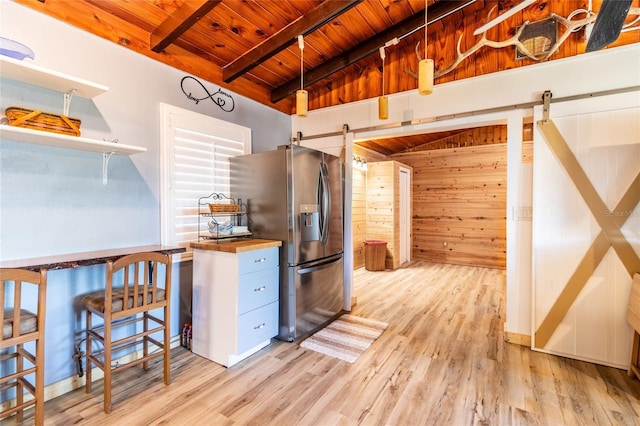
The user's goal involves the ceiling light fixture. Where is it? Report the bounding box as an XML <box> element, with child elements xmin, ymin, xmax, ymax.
<box><xmin>296</xmin><ymin>35</ymin><xmax>308</xmax><ymax>117</ymax></box>
<box><xmin>473</xmin><ymin>0</ymin><xmax>537</xmax><ymax>35</ymax></box>
<box><xmin>418</xmin><ymin>0</ymin><xmax>434</xmax><ymax>95</ymax></box>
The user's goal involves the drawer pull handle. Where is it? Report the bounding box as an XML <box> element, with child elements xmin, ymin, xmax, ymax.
<box><xmin>254</xmin><ymin>323</ymin><xmax>266</xmax><ymax>330</ymax></box>
<box><xmin>254</xmin><ymin>258</ymin><xmax>266</xmax><ymax>263</ymax></box>
<box><xmin>254</xmin><ymin>286</ymin><xmax>266</xmax><ymax>292</ymax></box>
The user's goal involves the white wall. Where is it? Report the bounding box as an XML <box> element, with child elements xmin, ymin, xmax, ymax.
<box><xmin>0</xmin><ymin>1</ymin><xmax>290</xmax><ymax>388</ymax></box>
<box><xmin>292</xmin><ymin>43</ymin><xmax>640</xmax><ymax>339</ymax></box>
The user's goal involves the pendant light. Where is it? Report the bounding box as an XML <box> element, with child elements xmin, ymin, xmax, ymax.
<box><xmin>296</xmin><ymin>35</ymin><xmax>308</xmax><ymax>117</ymax></box>
<box><xmin>378</xmin><ymin>46</ymin><xmax>388</xmax><ymax>120</ymax></box>
<box><xmin>418</xmin><ymin>0</ymin><xmax>434</xmax><ymax>95</ymax></box>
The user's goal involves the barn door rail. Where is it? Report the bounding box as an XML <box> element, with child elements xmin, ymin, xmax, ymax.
<box><xmin>292</xmin><ymin>85</ymin><xmax>640</xmax><ymax>142</ymax></box>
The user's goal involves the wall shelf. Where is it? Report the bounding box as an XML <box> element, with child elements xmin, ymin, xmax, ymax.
<box><xmin>0</xmin><ymin>55</ymin><xmax>108</xmax><ymax>98</ymax></box>
<box><xmin>0</xmin><ymin>125</ymin><xmax>145</xmax><ymax>155</ymax></box>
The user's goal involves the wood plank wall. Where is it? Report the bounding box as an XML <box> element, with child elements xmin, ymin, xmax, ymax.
<box><xmin>393</xmin><ymin>144</ymin><xmax>507</xmax><ymax>269</ymax></box>
<box><xmin>406</xmin><ymin>125</ymin><xmax>507</xmax><ymax>152</ymax></box>
<box><xmin>309</xmin><ymin>0</ymin><xmax>640</xmax><ymax>111</ymax></box>
<box><xmin>352</xmin><ymin>145</ymin><xmax>386</xmax><ymax>269</ymax></box>
<box><xmin>366</xmin><ymin>161</ymin><xmax>413</xmax><ymax>270</ymax></box>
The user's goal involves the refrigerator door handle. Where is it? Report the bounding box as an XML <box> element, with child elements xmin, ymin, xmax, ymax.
<box><xmin>296</xmin><ymin>255</ymin><xmax>342</xmax><ymax>275</ymax></box>
<box><xmin>318</xmin><ymin>162</ymin><xmax>331</xmax><ymax>246</ymax></box>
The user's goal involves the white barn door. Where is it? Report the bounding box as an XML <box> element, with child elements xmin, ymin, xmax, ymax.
<box><xmin>532</xmin><ymin>91</ymin><xmax>640</xmax><ymax>368</ymax></box>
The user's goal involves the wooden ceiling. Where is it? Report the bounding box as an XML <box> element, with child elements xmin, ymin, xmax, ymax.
<box><xmin>15</xmin><ymin>0</ymin><xmax>485</xmax><ymax>114</ymax></box>
<box><xmin>13</xmin><ymin>0</ymin><xmax>640</xmax><ymax>154</ymax></box>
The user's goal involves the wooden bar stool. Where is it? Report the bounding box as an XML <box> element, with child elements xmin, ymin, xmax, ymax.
<box><xmin>0</xmin><ymin>268</ymin><xmax>47</xmax><ymax>426</ymax></box>
<box><xmin>82</xmin><ymin>252</ymin><xmax>172</xmax><ymax>413</ymax></box>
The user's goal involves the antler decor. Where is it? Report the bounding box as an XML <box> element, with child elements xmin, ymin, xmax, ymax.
<box><xmin>405</xmin><ymin>7</ymin><xmax>640</xmax><ymax>81</ymax></box>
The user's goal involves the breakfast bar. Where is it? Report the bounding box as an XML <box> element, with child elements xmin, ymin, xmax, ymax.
<box><xmin>0</xmin><ymin>245</ymin><xmax>186</xmax><ymax>271</ymax></box>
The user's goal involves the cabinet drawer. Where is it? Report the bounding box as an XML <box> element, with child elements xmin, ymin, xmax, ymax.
<box><xmin>237</xmin><ymin>267</ymin><xmax>279</xmax><ymax>314</ymax></box>
<box><xmin>238</xmin><ymin>247</ymin><xmax>279</xmax><ymax>275</ymax></box>
<box><xmin>237</xmin><ymin>301</ymin><xmax>278</xmax><ymax>354</ymax></box>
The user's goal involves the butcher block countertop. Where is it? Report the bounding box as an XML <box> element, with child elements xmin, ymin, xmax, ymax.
<box><xmin>190</xmin><ymin>239</ymin><xmax>282</xmax><ymax>253</ymax></box>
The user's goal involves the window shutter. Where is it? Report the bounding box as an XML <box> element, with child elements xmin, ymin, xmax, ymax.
<box><xmin>160</xmin><ymin>104</ymin><xmax>251</xmax><ymax>259</ymax></box>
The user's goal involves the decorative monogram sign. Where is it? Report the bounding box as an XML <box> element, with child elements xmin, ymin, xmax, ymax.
<box><xmin>180</xmin><ymin>76</ymin><xmax>235</xmax><ymax>112</ymax></box>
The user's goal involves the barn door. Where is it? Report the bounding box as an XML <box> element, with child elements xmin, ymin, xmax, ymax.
<box><xmin>531</xmin><ymin>90</ymin><xmax>640</xmax><ymax>368</ymax></box>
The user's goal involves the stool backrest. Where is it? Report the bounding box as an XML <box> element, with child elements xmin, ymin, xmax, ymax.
<box><xmin>0</xmin><ymin>269</ymin><xmax>47</xmax><ymax>348</ymax></box>
<box><xmin>106</xmin><ymin>252</ymin><xmax>172</xmax><ymax>321</ymax></box>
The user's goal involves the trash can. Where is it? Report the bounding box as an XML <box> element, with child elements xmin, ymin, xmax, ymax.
<box><xmin>364</xmin><ymin>240</ymin><xmax>387</xmax><ymax>271</ymax></box>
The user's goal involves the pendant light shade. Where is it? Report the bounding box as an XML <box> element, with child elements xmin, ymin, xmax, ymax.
<box><xmin>296</xmin><ymin>89</ymin><xmax>308</xmax><ymax>117</ymax></box>
<box><xmin>418</xmin><ymin>58</ymin><xmax>434</xmax><ymax>95</ymax></box>
<box><xmin>419</xmin><ymin>0</ymin><xmax>433</xmax><ymax>96</ymax></box>
<box><xmin>296</xmin><ymin>35</ymin><xmax>308</xmax><ymax>117</ymax></box>
<box><xmin>378</xmin><ymin>95</ymin><xmax>388</xmax><ymax>120</ymax></box>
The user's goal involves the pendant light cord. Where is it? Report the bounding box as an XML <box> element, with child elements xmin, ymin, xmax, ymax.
<box><xmin>424</xmin><ymin>0</ymin><xmax>428</xmax><ymax>58</ymax></box>
<box><xmin>298</xmin><ymin>35</ymin><xmax>304</xmax><ymax>90</ymax></box>
<box><xmin>380</xmin><ymin>48</ymin><xmax>385</xmax><ymax>96</ymax></box>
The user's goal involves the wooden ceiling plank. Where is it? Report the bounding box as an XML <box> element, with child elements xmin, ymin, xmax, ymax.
<box><xmin>271</xmin><ymin>0</ymin><xmax>477</xmax><ymax>103</ymax></box>
<box><xmin>151</xmin><ymin>0</ymin><xmax>222</xmax><ymax>53</ymax></box>
<box><xmin>222</xmin><ymin>0</ymin><xmax>363</xmax><ymax>83</ymax></box>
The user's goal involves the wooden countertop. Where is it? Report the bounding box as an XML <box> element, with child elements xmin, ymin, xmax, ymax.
<box><xmin>0</xmin><ymin>245</ymin><xmax>186</xmax><ymax>271</ymax></box>
<box><xmin>190</xmin><ymin>239</ymin><xmax>282</xmax><ymax>253</ymax></box>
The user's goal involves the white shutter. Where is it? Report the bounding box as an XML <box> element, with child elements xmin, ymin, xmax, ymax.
<box><xmin>160</xmin><ymin>104</ymin><xmax>251</xmax><ymax>261</ymax></box>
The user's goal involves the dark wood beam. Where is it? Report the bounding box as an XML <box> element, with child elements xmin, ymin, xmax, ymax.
<box><xmin>222</xmin><ymin>0</ymin><xmax>362</xmax><ymax>84</ymax></box>
<box><xmin>151</xmin><ymin>0</ymin><xmax>221</xmax><ymax>53</ymax></box>
<box><xmin>271</xmin><ymin>0</ymin><xmax>477</xmax><ymax>104</ymax></box>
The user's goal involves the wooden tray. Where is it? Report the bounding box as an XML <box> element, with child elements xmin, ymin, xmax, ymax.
<box><xmin>209</xmin><ymin>203</ymin><xmax>239</xmax><ymax>213</ymax></box>
<box><xmin>5</xmin><ymin>106</ymin><xmax>81</xmax><ymax>136</ymax></box>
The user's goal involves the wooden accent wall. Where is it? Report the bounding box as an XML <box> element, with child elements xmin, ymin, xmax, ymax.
<box><xmin>393</xmin><ymin>144</ymin><xmax>507</xmax><ymax>269</ymax></box>
<box><xmin>366</xmin><ymin>161</ymin><xmax>412</xmax><ymax>270</ymax></box>
<box><xmin>352</xmin><ymin>162</ymin><xmax>367</xmax><ymax>269</ymax></box>
<box><xmin>352</xmin><ymin>145</ymin><xmax>387</xmax><ymax>269</ymax></box>
<box><xmin>406</xmin><ymin>125</ymin><xmax>507</xmax><ymax>152</ymax></box>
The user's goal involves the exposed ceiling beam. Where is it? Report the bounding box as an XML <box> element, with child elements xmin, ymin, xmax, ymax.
<box><xmin>271</xmin><ymin>0</ymin><xmax>477</xmax><ymax>104</ymax></box>
<box><xmin>151</xmin><ymin>0</ymin><xmax>222</xmax><ymax>53</ymax></box>
<box><xmin>222</xmin><ymin>0</ymin><xmax>363</xmax><ymax>84</ymax></box>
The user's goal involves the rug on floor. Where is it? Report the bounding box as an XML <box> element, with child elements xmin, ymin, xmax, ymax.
<box><xmin>300</xmin><ymin>314</ymin><xmax>388</xmax><ymax>363</ymax></box>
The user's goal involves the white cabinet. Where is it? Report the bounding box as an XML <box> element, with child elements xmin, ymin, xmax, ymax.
<box><xmin>192</xmin><ymin>246</ymin><xmax>279</xmax><ymax>367</ymax></box>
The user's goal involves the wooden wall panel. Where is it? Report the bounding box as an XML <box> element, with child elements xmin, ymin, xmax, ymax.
<box><xmin>393</xmin><ymin>144</ymin><xmax>507</xmax><ymax>269</ymax></box>
<box><xmin>351</xmin><ymin>145</ymin><xmax>386</xmax><ymax>269</ymax></box>
<box><xmin>366</xmin><ymin>160</ymin><xmax>412</xmax><ymax>270</ymax></box>
<box><xmin>367</xmin><ymin>162</ymin><xmax>396</xmax><ymax>269</ymax></box>
<box><xmin>352</xmin><ymin>166</ymin><xmax>367</xmax><ymax>269</ymax></box>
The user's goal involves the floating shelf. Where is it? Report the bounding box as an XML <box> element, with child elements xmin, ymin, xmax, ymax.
<box><xmin>0</xmin><ymin>55</ymin><xmax>108</xmax><ymax>98</ymax></box>
<box><xmin>0</xmin><ymin>125</ymin><xmax>145</xmax><ymax>155</ymax></box>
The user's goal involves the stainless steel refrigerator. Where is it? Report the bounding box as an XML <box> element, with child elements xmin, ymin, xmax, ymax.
<box><xmin>230</xmin><ymin>144</ymin><xmax>344</xmax><ymax>341</ymax></box>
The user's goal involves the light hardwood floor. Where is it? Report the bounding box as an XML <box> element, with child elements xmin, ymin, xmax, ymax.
<box><xmin>15</xmin><ymin>262</ymin><xmax>640</xmax><ymax>425</ymax></box>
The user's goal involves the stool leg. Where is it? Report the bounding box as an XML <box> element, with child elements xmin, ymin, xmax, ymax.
<box><xmin>143</xmin><ymin>312</ymin><xmax>149</xmax><ymax>371</ymax></box>
<box><xmin>103</xmin><ymin>317</ymin><xmax>112</xmax><ymax>413</ymax></box>
<box><xmin>85</xmin><ymin>310</ymin><xmax>93</xmax><ymax>393</ymax></box>
<box><xmin>164</xmin><ymin>305</ymin><xmax>171</xmax><ymax>385</ymax></box>
<box><xmin>35</xmin><ymin>334</ymin><xmax>45</xmax><ymax>426</ymax></box>
<box><xmin>16</xmin><ymin>344</ymin><xmax>24</xmax><ymax>422</ymax></box>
